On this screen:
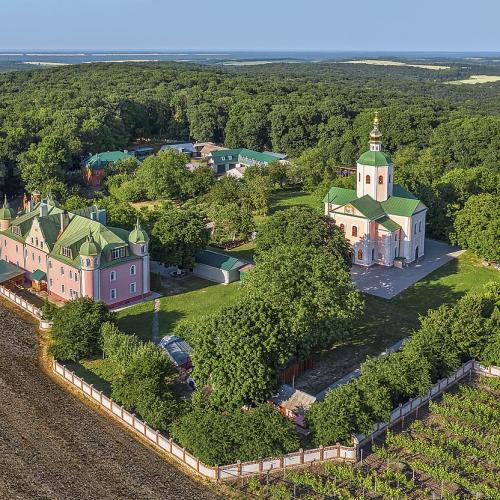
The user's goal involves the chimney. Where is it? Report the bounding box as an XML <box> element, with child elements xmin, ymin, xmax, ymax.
<box><xmin>90</xmin><ymin>210</ymin><xmax>98</xmax><ymax>221</ymax></box>
<box><xmin>39</xmin><ymin>201</ymin><xmax>48</xmax><ymax>218</ymax></box>
<box><xmin>60</xmin><ymin>210</ymin><xmax>69</xmax><ymax>234</ymax></box>
<box><xmin>97</xmin><ymin>208</ymin><xmax>107</xmax><ymax>226</ymax></box>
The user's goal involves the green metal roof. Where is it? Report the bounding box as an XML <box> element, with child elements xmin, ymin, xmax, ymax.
<box><xmin>31</xmin><ymin>269</ymin><xmax>46</xmax><ymax>281</ymax></box>
<box><xmin>357</xmin><ymin>151</ymin><xmax>392</xmax><ymax>166</ymax></box>
<box><xmin>381</xmin><ymin>197</ymin><xmax>421</xmax><ymax>218</ymax></box>
<box><xmin>86</xmin><ymin>151</ymin><xmax>133</xmax><ymax>170</ymax></box>
<box><xmin>323</xmin><ymin>187</ymin><xmax>358</xmax><ymax>205</ymax></box>
<box><xmin>377</xmin><ymin>216</ymin><xmax>401</xmax><ymax>232</ymax></box>
<box><xmin>350</xmin><ymin>195</ymin><xmax>386</xmax><ymax>220</ymax></box>
<box><xmin>0</xmin><ymin>260</ymin><xmax>25</xmax><ymax>284</ymax></box>
<box><xmin>210</xmin><ymin>148</ymin><xmax>278</xmax><ymax>165</ymax></box>
<box><xmin>392</xmin><ymin>184</ymin><xmax>418</xmax><ymax>200</ymax></box>
<box><xmin>196</xmin><ymin>249</ymin><xmax>245</xmax><ymax>271</ymax></box>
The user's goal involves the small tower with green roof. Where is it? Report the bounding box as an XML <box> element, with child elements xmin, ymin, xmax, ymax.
<box><xmin>128</xmin><ymin>219</ymin><xmax>150</xmax><ymax>296</ymax></box>
<box><xmin>80</xmin><ymin>230</ymin><xmax>101</xmax><ymax>300</ymax></box>
<box><xmin>0</xmin><ymin>195</ymin><xmax>16</xmax><ymax>231</ymax></box>
<box><xmin>356</xmin><ymin>112</ymin><xmax>394</xmax><ymax>202</ymax></box>
<box><xmin>128</xmin><ymin>219</ymin><xmax>149</xmax><ymax>256</ymax></box>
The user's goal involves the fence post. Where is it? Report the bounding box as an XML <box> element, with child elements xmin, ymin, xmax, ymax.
<box><xmin>336</xmin><ymin>442</ymin><xmax>340</xmax><ymax>458</ymax></box>
<box><xmin>169</xmin><ymin>437</ymin><xmax>173</xmax><ymax>453</ymax></box>
<box><xmin>216</xmin><ymin>465</ymin><xmax>220</xmax><ymax>482</ymax></box>
<box><xmin>62</xmin><ymin>364</ymin><xmax>66</xmax><ymax>379</ymax></box>
<box><xmin>121</xmin><ymin>406</ymin><xmax>124</xmax><ymax>419</ymax></box>
<box><xmin>299</xmin><ymin>448</ymin><xmax>304</xmax><ymax>465</ymax></box>
<box><xmin>155</xmin><ymin>430</ymin><xmax>159</xmax><ymax>445</ymax></box>
<box><xmin>100</xmin><ymin>390</ymin><xmax>103</xmax><ymax>405</ymax></box>
<box><xmin>259</xmin><ymin>460</ymin><xmax>263</xmax><ymax>473</ymax></box>
<box><xmin>319</xmin><ymin>445</ymin><xmax>324</xmax><ymax>462</ymax></box>
<box><xmin>237</xmin><ymin>460</ymin><xmax>241</xmax><ymax>477</ymax></box>
<box><xmin>132</xmin><ymin>413</ymin><xmax>135</xmax><ymax>429</ymax></box>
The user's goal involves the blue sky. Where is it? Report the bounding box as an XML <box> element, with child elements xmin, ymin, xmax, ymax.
<box><xmin>0</xmin><ymin>0</ymin><xmax>498</xmax><ymax>51</ymax></box>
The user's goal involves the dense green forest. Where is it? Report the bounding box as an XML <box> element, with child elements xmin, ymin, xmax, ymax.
<box><xmin>0</xmin><ymin>61</ymin><xmax>498</xmax><ymax>245</ymax></box>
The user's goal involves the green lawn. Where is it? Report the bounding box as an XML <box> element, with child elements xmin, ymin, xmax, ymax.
<box><xmin>269</xmin><ymin>189</ymin><xmax>322</xmax><ymax>213</ymax></box>
<box><xmin>295</xmin><ymin>252</ymin><xmax>499</xmax><ymax>394</ymax></box>
<box><xmin>116</xmin><ymin>276</ymin><xmax>241</xmax><ymax>341</ymax></box>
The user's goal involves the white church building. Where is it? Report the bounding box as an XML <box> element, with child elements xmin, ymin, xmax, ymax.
<box><xmin>324</xmin><ymin>113</ymin><xmax>427</xmax><ymax>267</ymax></box>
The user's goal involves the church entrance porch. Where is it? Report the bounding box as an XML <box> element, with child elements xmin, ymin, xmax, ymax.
<box><xmin>350</xmin><ymin>239</ymin><xmax>464</xmax><ymax>299</ymax></box>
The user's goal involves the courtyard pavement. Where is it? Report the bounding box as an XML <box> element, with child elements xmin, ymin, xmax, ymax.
<box><xmin>351</xmin><ymin>239</ymin><xmax>464</xmax><ymax>299</ymax></box>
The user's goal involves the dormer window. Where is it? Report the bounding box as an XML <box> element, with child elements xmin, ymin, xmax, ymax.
<box><xmin>61</xmin><ymin>247</ymin><xmax>72</xmax><ymax>259</ymax></box>
<box><xmin>378</xmin><ymin>175</ymin><xmax>384</xmax><ymax>184</ymax></box>
<box><xmin>111</xmin><ymin>246</ymin><xmax>127</xmax><ymax>260</ymax></box>
<box><xmin>12</xmin><ymin>226</ymin><xmax>21</xmax><ymax>236</ymax></box>
<box><xmin>366</xmin><ymin>175</ymin><xmax>371</xmax><ymax>184</ymax></box>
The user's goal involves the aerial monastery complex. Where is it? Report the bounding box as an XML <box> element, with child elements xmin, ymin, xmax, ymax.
<box><xmin>324</xmin><ymin>113</ymin><xmax>427</xmax><ymax>267</ymax></box>
<box><xmin>0</xmin><ymin>194</ymin><xmax>150</xmax><ymax>307</ymax></box>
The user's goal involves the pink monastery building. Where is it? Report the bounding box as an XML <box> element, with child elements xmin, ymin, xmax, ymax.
<box><xmin>0</xmin><ymin>195</ymin><xmax>150</xmax><ymax>308</ymax></box>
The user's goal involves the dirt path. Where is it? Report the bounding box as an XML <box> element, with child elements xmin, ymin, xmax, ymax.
<box><xmin>0</xmin><ymin>303</ymin><xmax>219</xmax><ymax>500</ymax></box>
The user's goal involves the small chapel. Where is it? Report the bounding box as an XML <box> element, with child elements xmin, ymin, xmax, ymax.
<box><xmin>324</xmin><ymin>113</ymin><xmax>427</xmax><ymax>267</ymax></box>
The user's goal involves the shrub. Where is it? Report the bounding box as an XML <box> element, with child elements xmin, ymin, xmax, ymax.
<box><xmin>49</xmin><ymin>298</ymin><xmax>114</xmax><ymax>361</ymax></box>
<box><xmin>170</xmin><ymin>398</ymin><xmax>299</xmax><ymax>466</ymax></box>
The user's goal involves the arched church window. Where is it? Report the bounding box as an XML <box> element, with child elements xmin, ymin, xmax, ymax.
<box><xmin>366</xmin><ymin>175</ymin><xmax>371</xmax><ymax>184</ymax></box>
<box><xmin>357</xmin><ymin>249</ymin><xmax>363</xmax><ymax>260</ymax></box>
<box><xmin>339</xmin><ymin>223</ymin><xmax>345</xmax><ymax>232</ymax></box>
<box><xmin>378</xmin><ymin>175</ymin><xmax>383</xmax><ymax>184</ymax></box>
<box><xmin>352</xmin><ymin>226</ymin><xmax>358</xmax><ymax>237</ymax></box>
<box><xmin>358</xmin><ymin>173</ymin><xmax>360</xmax><ymax>182</ymax></box>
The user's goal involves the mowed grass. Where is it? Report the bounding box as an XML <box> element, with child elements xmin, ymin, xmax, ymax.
<box><xmin>116</xmin><ymin>277</ymin><xmax>241</xmax><ymax>341</ymax></box>
<box><xmin>296</xmin><ymin>252</ymin><xmax>499</xmax><ymax>394</ymax></box>
<box><xmin>269</xmin><ymin>189</ymin><xmax>322</xmax><ymax>213</ymax></box>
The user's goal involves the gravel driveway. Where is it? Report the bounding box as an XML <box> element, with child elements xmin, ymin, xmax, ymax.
<box><xmin>0</xmin><ymin>303</ymin><xmax>219</xmax><ymax>500</ymax></box>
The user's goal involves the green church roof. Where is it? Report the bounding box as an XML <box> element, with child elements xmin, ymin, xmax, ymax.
<box><xmin>323</xmin><ymin>187</ymin><xmax>358</xmax><ymax>205</ymax></box>
<box><xmin>357</xmin><ymin>151</ymin><xmax>392</xmax><ymax>166</ymax></box>
<box><xmin>350</xmin><ymin>195</ymin><xmax>386</xmax><ymax>220</ymax></box>
<box><xmin>377</xmin><ymin>216</ymin><xmax>401</xmax><ymax>232</ymax></box>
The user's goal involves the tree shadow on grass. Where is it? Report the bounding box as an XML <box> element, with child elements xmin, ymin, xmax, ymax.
<box><xmin>66</xmin><ymin>359</ymin><xmax>111</xmax><ymax>395</ymax></box>
<box><xmin>355</xmin><ymin>258</ymin><xmax>462</xmax><ymax>347</ymax></box>
<box><xmin>157</xmin><ymin>309</ymin><xmax>185</xmax><ymax>339</ymax></box>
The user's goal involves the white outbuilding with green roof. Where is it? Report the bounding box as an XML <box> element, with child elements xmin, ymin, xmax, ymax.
<box><xmin>324</xmin><ymin>112</ymin><xmax>427</xmax><ymax>267</ymax></box>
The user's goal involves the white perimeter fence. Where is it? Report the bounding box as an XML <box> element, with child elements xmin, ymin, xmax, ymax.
<box><xmin>53</xmin><ymin>359</ymin><xmax>498</xmax><ymax>481</ymax></box>
<box><xmin>0</xmin><ymin>284</ymin><xmax>41</xmax><ymax>318</ymax></box>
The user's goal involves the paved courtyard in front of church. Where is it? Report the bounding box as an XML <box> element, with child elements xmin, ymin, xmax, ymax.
<box><xmin>351</xmin><ymin>239</ymin><xmax>465</xmax><ymax>299</ymax></box>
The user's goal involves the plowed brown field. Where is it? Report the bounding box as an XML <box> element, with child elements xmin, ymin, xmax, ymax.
<box><xmin>0</xmin><ymin>303</ymin><xmax>219</xmax><ymax>500</ymax></box>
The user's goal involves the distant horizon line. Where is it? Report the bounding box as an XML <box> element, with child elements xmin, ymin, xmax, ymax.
<box><xmin>1</xmin><ymin>49</ymin><xmax>499</xmax><ymax>54</ymax></box>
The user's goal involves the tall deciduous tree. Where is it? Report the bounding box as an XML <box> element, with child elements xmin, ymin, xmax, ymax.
<box><xmin>451</xmin><ymin>193</ymin><xmax>500</xmax><ymax>263</ymax></box>
<box><xmin>135</xmin><ymin>150</ymin><xmax>189</xmax><ymax>200</ymax></box>
<box><xmin>151</xmin><ymin>206</ymin><xmax>209</xmax><ymax>269</ymax></box>
<box><xmin>255</xmin><ymin>206</ymin><xmax>352</xmax><ymax>267</ymax></box>
<box><xmin>243</xmin><ymin>245</ymin><xmax>363</xmax><ymax>355</ymax></box>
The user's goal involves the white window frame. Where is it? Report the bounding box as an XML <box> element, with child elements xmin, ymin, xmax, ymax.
<box><xmin>130</xmin><ymin>265</ymin><xmax>136</xmax><ymax>276</ymax></box>
<box><xmin>110</xmin><ymin>288</ymin><xmax>117</xmax><ymax>300</ymax></box>
<box><xmin>110</xmin><ymin>270</ymin><xmax>117</xmax><ymax>282</ymax></box>
<box><xmin>130</xmin><ymin>282</ymin><xmax>137</xmax><ymax>294</ymax></box>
